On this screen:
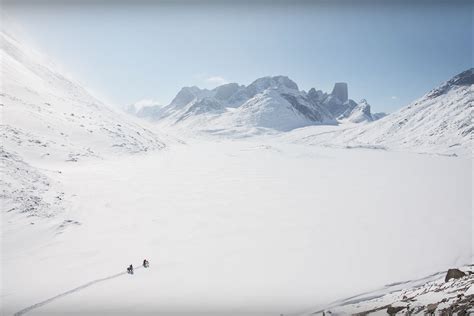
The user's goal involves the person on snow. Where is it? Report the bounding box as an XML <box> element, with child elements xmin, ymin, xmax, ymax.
<box><xmin>143</xmin><ymin>259</ymin><xmax>149</xmax><ymax>268</ymax></box>
<box><xmin>127</xmin><ymin>264</ymin><xmax>134</xmax><ymax>274</ymax></box>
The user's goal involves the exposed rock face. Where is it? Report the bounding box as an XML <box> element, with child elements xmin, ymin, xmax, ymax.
<box><xmin>307</xmin><ymin>88</ymin><xmax>325</xmax><ymax>101</ymax></box>
<box><xmin>427</xmin><ymin>68</ymin><xmax>473</xmax><ymax>98</ymax></box>
<box><xmin>445</xmin><ymin>268</ymin><xmax>466</xmax><ymax>282</ymax></box>
<box><xmin>281</xmin><ymin>93</ymin><xmax>325</xmax><ymax>122</ymax></box>
<box><xmin>331</xmin><ymin>82</ymin><xmax>348</xmax><ymax>103</ymax></box>
<box><xmin>170</xmin><ymin>86</ymin><xmax>207</xmax><ymax>108</ymax></box>
<box><xmin>245</xmin><ymin>76</ymin><xmax>299</xmax><ymax>98</ymax></box>
<box><xmin>213</xmin><ymin>83</ymin><xmax>241</xmax><ymax>101</ymax></box>
<box><xmin>386</xmin><ymin>305</ymin><xmax>405</xmax><ymax>315</ymax></box>
<box><xmin>342</xmin><ymin>99</ymin><xmax>374</xmax><ymax>123</ymax></box>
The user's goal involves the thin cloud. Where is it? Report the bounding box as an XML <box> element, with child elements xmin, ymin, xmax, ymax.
<box><xmin>206</xmin><ymin>76</ymin><xmax>228</xmax><ymax>86</ymax></box>
<box><xmin>391</xmin><ymin>96</ymin><xmax>398</xmax><ymax>100</ymax></box>
<box><xmin>133</xmin><ymin>98</ymin><xmax>162</xmax><ymax>110</ymax></box>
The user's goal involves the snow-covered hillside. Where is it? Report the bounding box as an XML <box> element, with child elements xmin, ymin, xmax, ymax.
<box><xmin>129</xmin><ymin>76</ymin><xmax>381</xmax><ymax>133</ymax></box>
<box><xmin>1</xmin><ymin>32</ymin><xmax>166</xmax><ymax>220</ymax></box>
<box><xmin>1</xmin><ymin>31</ymin><xmax>165</xmax><ymax>163</ymax></box>
<box><xmin>303</xmin><ymin>265</ymin><xmax>474</xmax><ymax>315</ymax></box>
<box><xmin>283</xmin><ymin>69</ymin><xmax>473</xmax><ymax>156</ymax></box>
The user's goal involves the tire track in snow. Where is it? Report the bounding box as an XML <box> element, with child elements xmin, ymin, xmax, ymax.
<box><xmin>14</xmin><ymin>265</ymin><xmax>144</xmax><ymax>316</ymax></box>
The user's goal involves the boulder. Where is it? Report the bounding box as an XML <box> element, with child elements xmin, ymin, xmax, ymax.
<box><xmin>445</xmin><ymin>268</ymin><xmax>466</xmax><ymax>282</ymax></box>
<box><xmin>426</xmin><ymin>303</ymin><xmax>438</xmax><ymax>314</ymax></box>
<box><xmin>386</xmin><ymin>305</ymin><xmax>405</xmax><ymax>315</ymax></box>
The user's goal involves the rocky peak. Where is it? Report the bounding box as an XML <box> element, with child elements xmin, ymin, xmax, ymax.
<box><xmin>307</xmin><ymin>88</ymin><xmax>326</xmax><ymax>101</ymax></box>
<box><xmin>213</xmin><ymin>83</ymin><xmax>242</xmax><ymax>101</ymax></box>
<box><xmin>331</xmin><ymin>82</ymin><xmax>348</xmax><ymax>103</ymax></box>
<box><xmin>343</xmin><ymin>99</ymin><xmax>373</xmax><ymax>123</ymax></box>
<box><xmin>427</xmin><ymin>68</ymin><xmax>473</xmax><ymax>98</ymax></box>
<box><xmin>247</xmin><ymin>76</ymin><xmax>299</xmax><ymax>95</ymax></box>
<box><xmin>170</xmin><ymin>86</ymin><xmax>206</xmax><ymax>107</ymax></box>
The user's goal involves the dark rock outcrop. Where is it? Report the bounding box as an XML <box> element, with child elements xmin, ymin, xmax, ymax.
<box><xmin>386</xmin><ymin>305</ymin><xmax>405</xmax><ymax>315</ymax></box>
<box><xmin>445</xmin><ymin>268</ymin><xmax>466</xmax><ymax>282</ymax></box>
<box><xmin>331</xmin><ymin>82</ymin><xmax>348</xmax><ymax>103</ymax></box>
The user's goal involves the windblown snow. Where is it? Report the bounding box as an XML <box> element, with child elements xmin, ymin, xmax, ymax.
<box><xmin>1</xmin><ymin>31</ymin><xmax>472</xmax><ymax>316</ymax></box>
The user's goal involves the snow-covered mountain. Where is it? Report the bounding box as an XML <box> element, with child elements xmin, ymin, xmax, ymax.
<box><xmin>339</xmin><ymin>99</ymin><xmax>374</xmax><ymax>123</ymax></box>
<box><xmin>130</xmin><ymin>76</ymin><xmax>379</xmax><ymax>133</ymax></box>
<box><xmin>284</xmin><ymin>68</ymin><xmax>473</xmax><ymax>156</ymax></box>
<box><xmin>1</xmin><ymin>32</ymin><xmax>165</xmax><ymax>218</ymax></box>
<box><xmin>1</xmin><ymin>31</ymin><xmax>165</xmax><ymax>163</ymax></box>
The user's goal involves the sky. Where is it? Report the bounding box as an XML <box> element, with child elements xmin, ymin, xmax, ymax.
<box><xmin>2</xmin><ymin>0</ymin><xmax>472</xmax><ymax>113</ymax></box>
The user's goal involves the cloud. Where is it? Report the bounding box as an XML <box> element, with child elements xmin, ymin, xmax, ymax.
<box><xmin>132</xmin><ymin>98</ymin><xmax>162</xmax><ymax>110</ymax></box>
<box><xmin>391</xmin><ymin>96</ymin><xmax>398</xmax><ymax>100</ymax></box>
<box><xmin>206</xmin><ymin>76</ymin><xmax>228</xmax><ymax>86</ymax></box>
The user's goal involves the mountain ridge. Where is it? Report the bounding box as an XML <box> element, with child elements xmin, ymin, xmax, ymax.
<box><xmin>128</xmin><ymin>75</ymin><xmax>381</xmax><ymax>132</ymax></box>
<box><xmin>283</xmin><ymin>68</ymin><xmax>473</xmax><ymax>156</ymax></box>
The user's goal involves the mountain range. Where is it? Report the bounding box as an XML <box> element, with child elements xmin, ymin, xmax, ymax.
<box><xmin>284</xmin><ymin>68</ymin><xmax>473</xmax><ymax>156</ymax></box>
<box><xmin>127</xmin><ymin>68</ymin><xmax>472</xmax><ymax>155</ymax></box>
<box><xmin>127</xmin><ymin>76</ymin><xmax>386</xmax><ymax>132</ymax></box>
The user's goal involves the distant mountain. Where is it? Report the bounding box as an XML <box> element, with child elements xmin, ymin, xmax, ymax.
<box><xmin>340</xmin><ymin>99</ymin><xmax>377</xmax><ymax>123</ymax></box>
<box><xmin>372</xmin><ymin>112</ymin><xmax>388</xmax><ymax>120</ymax></box>
<box><xmin>286</xmin><ymin>68</ymin><xmax>473</xmax><ymax>156</ymax></box>
<box><xmin>129</xmin><ymin>76</ymin><xmax>381</xmax><ymax>133</ymax></box>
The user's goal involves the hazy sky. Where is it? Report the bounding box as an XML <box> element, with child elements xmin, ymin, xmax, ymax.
<box><xmin>2</xmin><ymin>0</ymin><xmax>472</xmax><ymax>112</ymax></box>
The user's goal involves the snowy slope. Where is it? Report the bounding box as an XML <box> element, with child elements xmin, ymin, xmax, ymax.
<box><xmin>1</xmin><ymin>31</ymin><xmax>165</xmax><ymax>163</ymax></box>
<box><xmin>283</xmin><ymin>69</ymin><xmax>473</xmax><ymax>156</ymax></box>
<box><xmin>302</xmin><ymin>265</ymin><xmax>474</xmax><ymax>315</ymax></box>
<box><xmin>0</xmin><ymin>32</ymin><xmax>166</xmax><ymax>220</ymax></box>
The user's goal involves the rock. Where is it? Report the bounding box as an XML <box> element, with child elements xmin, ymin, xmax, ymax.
<box><xmin>331</xmin><ymin>82</ymin><xmax>348</xmax><ymax>103</ymax></box>
<box><xmin>445</xmin><ymin>268</ymin><xmax>466</xmax><ymax>282</ymax></box>
<box><xmin>426</xmin><ymin>303</ymin><xmax>438</xmax><ymax>314</ymax></box>
<box><xmin>386</xmin><ymin>305</ymin><xmax>405</xmax><ymax>315</ymax></box>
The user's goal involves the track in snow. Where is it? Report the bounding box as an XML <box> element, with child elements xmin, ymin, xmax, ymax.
<box><xmin>14</xmin><ymin>265</ymin><xmax>145</xmax><ymax>316</ymax></box>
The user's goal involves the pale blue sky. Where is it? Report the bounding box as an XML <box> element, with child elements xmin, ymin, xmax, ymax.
<box><xmin>3</xmin><ymin>0</ymin><xmax>472</xmax><ymax>112</ymax></box>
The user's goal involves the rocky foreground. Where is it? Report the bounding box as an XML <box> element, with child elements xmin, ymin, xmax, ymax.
<box><xmin>305</xmin><ymin>266</ymin><xmax>473</xmax><ymax>315</ymax></box>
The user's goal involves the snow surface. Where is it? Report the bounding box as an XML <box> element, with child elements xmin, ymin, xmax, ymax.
<box><xmin>2</xmin><ymin>140</ymin><xmax>471</xmax><ymax>315</ymax></box>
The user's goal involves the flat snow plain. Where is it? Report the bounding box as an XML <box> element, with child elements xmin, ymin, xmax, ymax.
<box><xmin>1</xmin><ymin>138</ymin><xmax>471</xmax><ymax>316</ymax></box>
